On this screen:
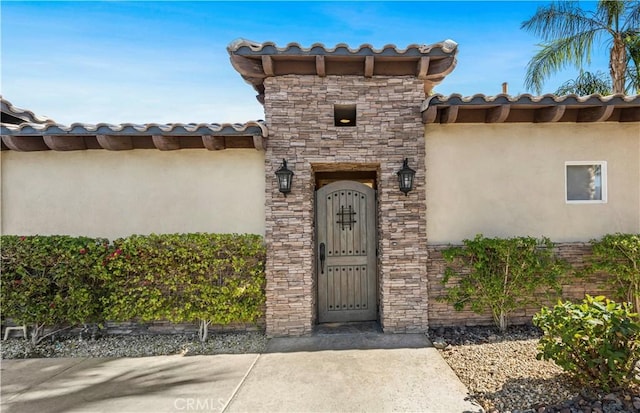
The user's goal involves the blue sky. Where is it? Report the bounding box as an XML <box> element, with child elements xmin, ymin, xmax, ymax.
<box><xmin>1</xmin><ymin>1</ymin><xmax>608</xmax><ymax>124</ymax></box>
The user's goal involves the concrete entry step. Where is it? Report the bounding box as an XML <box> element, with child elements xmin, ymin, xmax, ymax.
<box><xmin>267</xmin><ymin>323</ymin><xmax>431</xmax><ymax>353</ymax></box>
<box><xmin>314</xmin><ymin>320</ymin><xmax>382</xmax><ymax>335</ymax></box>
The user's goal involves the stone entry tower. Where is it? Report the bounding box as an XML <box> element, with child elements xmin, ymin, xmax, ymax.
<box><xmin>229</xmin><ymin>40</ymin><xmax>458</xmax><ymax>336</ymax></box>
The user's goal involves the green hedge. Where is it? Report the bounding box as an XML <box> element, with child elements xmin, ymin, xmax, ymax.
<box><xmin>102</xmin><ymin>233</ymin><xmax>266</xmax><ymax>341</ymax></box>
<box><xmin>584</xmin><ymin>233</ymin><xmax>640</xmax><ymax>313</ymax></box>
<box><xmin>1</xmin><ymin>235</ymin><xmax>108</xmax><ymax>344</ymax></box>
<box><xmin>1</xmin><ymin>233</ymin><xmax>266</xmax><ymax>343</ymax></box>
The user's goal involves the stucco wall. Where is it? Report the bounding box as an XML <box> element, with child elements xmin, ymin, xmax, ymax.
<box><xmin>1</xmin><ymin>149</ymin><xmax>265</xmax><ymax>238</ymax></box>
<box><xmin>425</xmin><ymin>122</ymin><xmax>639</xmax><ymax>244</ymax></box>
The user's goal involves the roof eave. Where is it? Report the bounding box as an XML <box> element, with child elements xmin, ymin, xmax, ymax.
<box><xmin>421</xmin><ymin>93</ymin><xmax>640</xmax><ymax>124</ymax></box>
<box><xmin>1</xmin><ymin>96</ymin><xmax>56</xmax><ymax>125</ymax></box>
<box><xmin>228</xmin><ymin>39</ymin><xmax>459</xmax><ymax>103</ymax></box>
<box><xmin>1</xmin><ymin>121</ymin><xmax>268</xmax><ymax>152</ymax></box>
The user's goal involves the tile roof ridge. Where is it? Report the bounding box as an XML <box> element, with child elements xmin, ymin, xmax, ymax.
<box><xmin>1</xmin><ymin>96</ymin><xmax>56</xmax><ymax>124</ymax></box>
<box><xmin>227</xmin><ymin>38</ymin><xmax>458</xmax><ymax>54</ymax></box>
<box><xmin>429</xmin><ymin>93</ymin><xmax>639</xmax><ymax>104</ymax></box>
<box><xmin>1</xmin><ymin>120</ymin><xmax>269</xmax><ymax>137</ymax></box>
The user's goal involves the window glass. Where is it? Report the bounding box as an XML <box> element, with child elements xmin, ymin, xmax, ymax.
<box><xmin>566</xmin><ymin>162</ymin><xmax>606</xmax><ymax>202</ymax></box>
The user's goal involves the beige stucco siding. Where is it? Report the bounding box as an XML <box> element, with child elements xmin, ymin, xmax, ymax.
<box><xmin>425</xmin><ymin>123</ymin><xmax>640</xmax><ymax>243</ymax></box>
<box><xmin>1</xmin><ymin>149</ymin><xmax>265</xmax><ymax>239</ymax></box>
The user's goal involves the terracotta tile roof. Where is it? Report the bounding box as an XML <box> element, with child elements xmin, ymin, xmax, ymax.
<box><xmin>425</xmin><ymin>93</ymin><xmax>639</xmax><ymax>106</ymax></box>
<box><xmin>1</xmin><ymin>96</ymin><xmax>55</xmax><ymax>125</ymax></box>
<box><xmin>227</xmin><ymin>39</ymin><xmax>458</xmax><ymax>55</ymax></box>
<box><xmin>421</xmin><ymin>93</ymin><xmax>640</xmax><ymax>123</ymax></box>
<box><xmin>2</xmin><ymin>121</ymin><xmax>268</xmax><ymax>137</ymax></box>
<box><xmin>1</xmin><ymin>121</ymin><xmax>268</xmax><ymax>152</ymax></box>
<box><xmin>228</xmin><ymin>39</ymin><xmax>458</xmax><ymax>103</ymax></box>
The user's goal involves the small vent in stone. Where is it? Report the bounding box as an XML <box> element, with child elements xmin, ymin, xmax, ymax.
<box><xmin>334</xmin><ymin>104</ymin><xmax>356</xmax><ymax>127</ymax></box>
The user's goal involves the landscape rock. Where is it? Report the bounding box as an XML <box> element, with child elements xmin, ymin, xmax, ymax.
<box><xmin>429</xmin><ymin>325</ymin><xmax>640</xmax><ymax>413</ymax></box>
<box><xmin>432</xmin><ymin>337</ymin><xmax>448</xmax><ymax>349</ymax></box>
<box><xmin>0</xmin><ymin>332</ymin><xmax>267</xmax><ymax>359</ymax></box>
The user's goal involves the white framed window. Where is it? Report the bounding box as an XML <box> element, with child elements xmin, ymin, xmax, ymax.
<box><xmin>565</xmin><ymin>161</ymin><xmax>607</xmax><ymax>204</ymax></box>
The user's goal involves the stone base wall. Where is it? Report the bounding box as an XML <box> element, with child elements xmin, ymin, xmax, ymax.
<box><xmin>427</xmin><ymin>242</ymin><xmax>614</xmax><ymax>327</ymax></box>
<box><xmin>264</xmin><ymin>75</ymin><xmax>428</xmax><ymax>336</ymax></box>
<box><xmin>2</xmin><ymin>319</ymin><xmax>265</xmax><ymax>339</ymax></box>
<box><xmin>101</xmin><ymin>320</ymin><xmax>265</xmax><ymax>336</ymax></box>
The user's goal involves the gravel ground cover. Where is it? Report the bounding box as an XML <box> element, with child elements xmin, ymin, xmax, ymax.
<box><xmin>0</xmin><ymin>332</ymin><xmax>267</xmax><ymax>359</ymax></box>
<box><xmin>431</xmin><ymin>325</ymin><xmax>640</xmax><ymax>413</ymax></box>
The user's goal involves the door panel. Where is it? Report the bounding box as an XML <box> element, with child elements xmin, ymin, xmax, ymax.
<box><xmin>317</xmin><ymin>181</ymin><xmax>376</xmax><ymax>323</ymax></box>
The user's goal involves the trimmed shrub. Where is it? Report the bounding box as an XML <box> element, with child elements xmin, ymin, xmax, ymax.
<box><xmin>533</xmin><ymin>295</ymin><xmax>640</xmax><ymax>392</ymax></box>
<box><xmin>101</xmin><ymin>233</ymin><xmax>265</xmax><ymax>342</ymax></box>
<box><xmin>584</xmin><ymin>233</ymin><xmax>640</xmax><ymax>313</ymax></box>
<box><xmin>440</xmin><ymin>234</ymin><xmax>568</xmax><ymax>332</ymax></box>
<box><xmin>0</xmin><ymin>235</ymin><xmax>109</xmax><ymax>344</ymax></box>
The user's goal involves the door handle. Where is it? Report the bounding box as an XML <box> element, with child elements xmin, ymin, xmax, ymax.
<box><xmin>319</xmin><ymin>242</ymin><xmax>326</xmax><ymax>274</ymax></box>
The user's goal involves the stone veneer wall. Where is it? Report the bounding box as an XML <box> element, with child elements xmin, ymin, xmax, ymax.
<box><xmin>263</xmin><ymin>75</ymin><xmax>428</xmax><ymax>336</ymax></box>
<box><xmin>427</xmin><ymin>243</ymin><xmax>614</xmax><ymax>327</ymax></box>
<box><xmin>1</xmin><ymin>320</ymin><xmax>265</xmax><ymax>340</ymax></box>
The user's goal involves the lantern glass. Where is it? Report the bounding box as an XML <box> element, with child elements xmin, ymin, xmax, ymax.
<box><xmin>397</xmin><ymin>158</ymin><xmax>416</xmax><ymax>196</ymax></box>
<box><xmin>275</xmin><ymin>159</ymin><xmax>294</xmax><ymax>195</ymax></box>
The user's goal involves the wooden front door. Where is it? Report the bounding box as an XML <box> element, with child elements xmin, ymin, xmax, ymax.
<box><xmin>317</xmin><ymin>181</ymin><xmax>377</xmax><ymax>323</ymax></box>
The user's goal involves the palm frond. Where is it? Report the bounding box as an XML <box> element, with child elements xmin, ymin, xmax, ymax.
<box><xmin>626</xmin><ymin>3</ymin><xmax>640</xmax><ymax>29</ymax></box>
<box><xmin>521</xmin><ymin>1</ymin><xmax>607</xmax><ymax>41</ymax></box>
<box><xmin>623</xmin><ymin>31</ymin><xmax>640</xmax><ymax>92</ymax></box>
<box><xmin>524</xmin><ymin>32</ymin><xmax>599</xmax><ymax>94</ymax></box>
<box><xmin>627</xmin><ymin>2</ymin><xmax>640</xmax><ymax>23</ymax></box>
<box><xmin>618</xmin><ymin>0</ymin><xmax>640</xmax><ymax>31</ymax></box>
<box><xmin>597</xmin><ymin>0</ymin><xmax>626</xmax><ymax>31</ymax></box>
<box><xmin>625</xmin><ymin>32</ymin><xmax>640</xmax><ymax>65</ymax></box>
<box><xmin>625</xmin><ymin>65</ymin><xmax>640</xmax><ymax>93</ymax></box>
<box><xmin>555</xmin><ymin>71</ymin><xmax>612</xmax><ymax>95</ymax></box>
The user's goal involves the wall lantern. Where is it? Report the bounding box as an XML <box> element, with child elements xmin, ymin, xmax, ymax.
<box><xmin>397</xmin><ymin>158</ymin><xmax>416</xmax><ymax>196</ymax></box>
<box><xmin>275</xmin><ymin>159</ymin><xmax>294</xmax><ymax>196</ymax></box>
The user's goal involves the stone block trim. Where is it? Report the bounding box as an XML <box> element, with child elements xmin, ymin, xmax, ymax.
<box><xmin>427</xmin><ymin>243</ymin><xmax>614</xmax><ymax>327</ymax></box>
<box><xmin>264</xmin><ymin>75</ymin><xmax>428</xmax><ymax>336</ymax></box>
<box><xmin>1</xmin><ymin>319</ymin><xmax>266</xmax><ymax>338</ymax></box>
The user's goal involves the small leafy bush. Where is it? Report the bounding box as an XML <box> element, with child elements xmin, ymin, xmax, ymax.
<box><xmin>0</xmin><ymin>235</ymin><xmax>108</xmax><ymax>344</ymax></box>
<box><xmin>533</xmin><ymin>295</ymin><xmax>640</xmax><ymax>392</ymax></box>
<box><xmin>584</xmin><ymin>233</ymin><xmax>640</xmax><ymax>313</ymax></box>
<box><xmin>440</xmin><ymin>235</ymin><xmax>568</xmax><ymax>332</ymax></box>
<box><xmin>101</xmin><ymin>233</ymin><xmax>265</xmax><ymax>342</ymax></box>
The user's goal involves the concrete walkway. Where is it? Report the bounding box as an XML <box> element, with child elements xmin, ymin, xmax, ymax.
<box><xmin>1</xmin><ymin>334</ymin><xmax>483</xmax><ymax>413</ymax></box>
